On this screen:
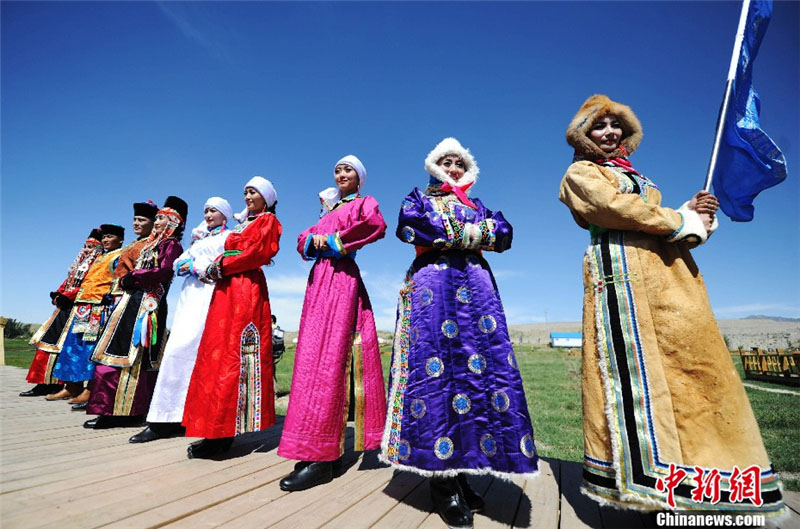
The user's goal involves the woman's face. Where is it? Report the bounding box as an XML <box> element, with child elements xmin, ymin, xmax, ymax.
<box><xmin>204</xmin><ymin>207</ymin><xmax>226</xmax><ymax>230</ymax></box>
<box><xmin>437</xmin><ymin>155</ymin><xmax>466</xmax><ymax>183</ymax></box>
<box><xmin>244</xmin><ymin>187</ymin><xmax>266</xmax><ymax>213</ymax></box>
<box><xmin>589</xmin><ymin>114</ymin><xmax>623</xmax><ymax>153</ymax></box>
<box><xmin>153</xmin><ymin>213</ymin><xmax>169</xmax><ymax>235</ymax></box>
<box><xmin>334</xmin><ymin>164</ymin><xmax>359</xmax><ymax>196</ymax></box>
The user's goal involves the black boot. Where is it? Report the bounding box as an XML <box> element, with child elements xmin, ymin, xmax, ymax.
<box><xmin>20</xmin><ymin>384</ymin><xmax>62</xmax><ymax>397</ymax></box>
<box><xmin>430</xmin><ymin>476</ymin><xmax>473</xmax><ymax>528</ymax></box>
<box><xmin>129</xmin><ymin>422</ymin><xmax>185</xmax><ymax>443</ymax></box>
<box><xmin>279</xmin><ymin>461</ymin><xmax>334</xmax><ymax>491</ymax></box>
<box><xmin>456</xmin><ymin>474</ymin><xmax>485</xmax><ymax>512</ymax></box>
<box><xmin>83</xmin><ymin>415</ymin><xmax>144</xmax><ymax>429</ymax></box>
<box><xmin>187</xmin><ymin>437</ymin><xmax>234</xmax><ymax>459</ymax></box>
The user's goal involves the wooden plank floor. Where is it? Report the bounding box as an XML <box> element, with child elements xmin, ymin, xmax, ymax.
<box><xmin>1</xmin><ymin>365</ymin><xmax>798</xmax><ymax>529</ymax></box>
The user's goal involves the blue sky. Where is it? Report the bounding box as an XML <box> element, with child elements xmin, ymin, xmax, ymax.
<box><xmin>2</xmin><ymin>1</ymin><xmax>798</xmax><ymax>331</ymax></box>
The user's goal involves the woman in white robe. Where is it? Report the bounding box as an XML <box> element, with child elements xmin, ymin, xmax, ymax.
<box><xmin>129</xmin><ymin>197</ymin><xmax>233</xmax><ymax>443</ymax></box>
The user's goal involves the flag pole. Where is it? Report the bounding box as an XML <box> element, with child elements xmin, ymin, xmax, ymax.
<box><xmin>704</xmin><ymin>0</ymin><xmax>752</xmax><ymax>192</ymax></box>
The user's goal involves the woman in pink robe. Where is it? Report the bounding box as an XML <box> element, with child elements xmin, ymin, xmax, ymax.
<box><xmin>278</xmin><ymin>155</ymin><xmax>387</xmax><ymax>492</ymax></box>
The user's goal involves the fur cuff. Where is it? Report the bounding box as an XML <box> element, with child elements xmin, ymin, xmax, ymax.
<box><xmin>666</xmin><ymin>202</ymin><xmax>708</xmax><ymax>245</ymax></box>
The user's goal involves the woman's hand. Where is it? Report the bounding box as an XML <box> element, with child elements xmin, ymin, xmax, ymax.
<box><xmin>312</xmin><ymin>234</ymin><xmax>330</xmax><ymax>251</ymax></box>
<box><xmin>698</xmin><ymin>212</ymin><xmax>714</xmax><ymax>233</ymax></box>
<box><xmin>689</xmin><ymin>191</ymin><xmax>719</xmax><ymax>215</ymax></box>
<box><xmin>178</xmin><ymin>263</ymin><xmax>190</xmax><ymax>275</ymax></box>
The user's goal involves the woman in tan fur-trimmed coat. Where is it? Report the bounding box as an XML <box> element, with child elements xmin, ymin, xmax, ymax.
<box><xmin>558</xmin><ymin>95</ymin><xmax>784</xmax><ymax>516</ymax></box>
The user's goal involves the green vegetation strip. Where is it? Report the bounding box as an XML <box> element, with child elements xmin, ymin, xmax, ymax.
<box><xmin>5</xmin><ymin>338</ymin><xmax>797</xmax><ymax>491</ymax></box>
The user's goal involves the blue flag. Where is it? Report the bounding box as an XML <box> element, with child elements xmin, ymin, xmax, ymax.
<box><xmin>712</xmin><ymin>0</ymin><xmax>786</xmax><ymax>222</ymax></box>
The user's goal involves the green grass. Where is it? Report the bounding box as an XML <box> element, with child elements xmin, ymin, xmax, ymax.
<box><xmin>3</xmin><ymin>337</ymin><xmax>34</xmax><ymax>369</ymax></box>
<box><xmin>7</xmin><ymin>336</ymin><xmax>797</xmax><ymax>490</ymax></box>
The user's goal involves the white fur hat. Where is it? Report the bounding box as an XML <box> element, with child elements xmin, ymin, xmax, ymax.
<box><xmin>424</xmin><ymin>137</ymin><xmax>479</xmax><ymax>192</ymax></box>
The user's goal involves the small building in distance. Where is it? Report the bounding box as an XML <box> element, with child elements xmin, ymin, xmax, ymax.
<box><xmin>550</xmin><ymin>332</ymin><xmax>582</xmax><ymax>348</ymax></box>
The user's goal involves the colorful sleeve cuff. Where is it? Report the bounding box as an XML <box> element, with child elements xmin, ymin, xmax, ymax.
<box><xmin>302</xmin><ymin>234</ymin><xmax>316</xmax><ymax>261</ymax></box>
<box><xmin>326</xmin><ymin>232</ymin><xmax>347</xmax><ymax>259</ymax></box>
<box><xmin>479</xmin><ymin>219</ymin><xmax>497</xmax><ymax>251</ymax></box>
<box><xmin>174</xmin><ymin>258</ymin><xmax>193</xmax><ymax>276</ymax></box>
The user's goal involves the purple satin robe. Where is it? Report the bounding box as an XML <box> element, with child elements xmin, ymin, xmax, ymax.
<box><xmin>381</xmin><ymin>188</ymin><xmax>538</xmax><ymax>478</ymax></box>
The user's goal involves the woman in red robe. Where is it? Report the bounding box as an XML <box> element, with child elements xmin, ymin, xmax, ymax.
<box><xmin>182</xmin><ymin>176</ymin><xmax>282</xmax><ymax>459</ymax></box>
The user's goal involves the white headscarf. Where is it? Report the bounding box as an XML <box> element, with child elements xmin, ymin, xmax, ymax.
<box><xmin>319</xmin><ymin>155</ymin><xmax>367</xmax><ymax>211</ymax></box>
<box><xmin>191</xmin><ymin>197</ymin><xmax>233</xmax><ymax>240</ymax></box>
<box><xmin>235</xmin><ymin>176</ymin><xmax>278</xmax><ymax>222</ymax></box>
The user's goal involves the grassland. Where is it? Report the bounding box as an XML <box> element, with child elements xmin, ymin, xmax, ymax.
<box><xmin>5</xmin><ymin>337</ymin><xmax>797</xmax><ymax>490</ymax></box>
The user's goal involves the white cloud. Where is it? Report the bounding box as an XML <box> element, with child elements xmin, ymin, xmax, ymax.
<box><xmin>155</xmin><ymin>2</ymin><xmax>232</xmax><ymax>61</ymax></box>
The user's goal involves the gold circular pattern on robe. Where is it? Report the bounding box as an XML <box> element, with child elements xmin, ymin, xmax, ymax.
<box><xmin>402</xmin><ymin>226</ymin><xmax>416</xmax><ymax>242</ymax></box>
<box><xmin>397</xmin><ymin>439</ymin><xmax>411</xmax><ymax>460</ymax></box>
<box><xmin>478</xmin><ymin>315</ymin><xmax>497</xmax><ymax>334</ymax></box>
<box><xmin>434</xmin><ymin>436</ymin><xmax>454</xmax><ymax>460</ymax></box>
<box><xmin>410</xmin><ymin>398</ymin><xmax>426</xmax><ymax>418</ymax></box>
<box><xmin>441</xmin><ymin>319</ymin><xmax>459</xmax><ymax>338</ymax></box>
<box><xmin>419</xmin><ymin>288</ymin><xmax>434</xmax><ymax>306</ymax></box>
<box><xmin>507</xmin><ymin>351</ymin><xmax>518</xmax><ymax>370</ymax></box>
<box><xmin>456</xmin><ymin>286</ymin><xmax>472</xmax><ymax>304</ymax></box>
<box><xmin>480</xmin><ymin>433</ymin><xmax>497</xmax><ymax>457</ymax></box>
<box><xmin>520</xmin><ymin>433</ymin><xmax>536</xmax><ymax>458</ymax></box>
<box><xmin>452</xmin><ymin>393</ymin><xmax>472</xmax><ymax>415</ymax></box>
<box><xmin>468</xmin><ymin>353</ymin><xmax>486</xmax><ymax>374</ymax></box>
<box><xmin>491</xmin><ymin>390</ymin><xmax>510</xmax><ymax>412</ymax></box>
<box><xmin>426</xmin><ymin>357</ymin><xmax>444</xmax><ymax>377</ymax></box>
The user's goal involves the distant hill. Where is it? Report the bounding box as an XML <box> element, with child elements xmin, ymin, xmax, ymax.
<box><xmin>743</xmin><ymin>315</ymin><xmax>800</xmax><ymax>323</ymax></box>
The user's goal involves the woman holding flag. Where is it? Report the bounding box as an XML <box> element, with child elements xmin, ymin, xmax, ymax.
<box><xmin>558</xmin><ymin>94</ymin><xmax>784</xmax><ymax>516</ymax></box>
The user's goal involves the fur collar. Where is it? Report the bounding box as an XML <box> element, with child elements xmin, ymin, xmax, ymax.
<box><xmin>424</xmin><ymin>137</ymin><xmax>479</xmax><ymax>192</ymax></box>
<box><xmin>566</xmin><ymin>95</ymin><xmax>643</xmax><ymax>159</ymax></box>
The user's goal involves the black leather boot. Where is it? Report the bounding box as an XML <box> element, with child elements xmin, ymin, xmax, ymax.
<box><xmin>20</xmin><ymin>384</ymin><xmax>63</xmax><ymax>397</ymax></box>
<box><xmin>186</xmin><ymin>437</ymin><xmax>234</xmax><ymax>459</ymax></box>
<box><xmin>129</xmin><ymin>422</ymin><xmax>185</xmax><ymax>443</ymax></box>
<box><xmin>279</xmin><ymin>461</ymin><xmax>334</xmax><ymax>491</ymax></box>
<box><xmin>456</xmin><ymin>473</ymin><xmax>485</xmax><ymax>512</ymax></box>
<box><xmin>84</xmin><ymin>415</ymin><xmax>144</xmax><ymax>429</ymax></box>
<box><xmin>430</xmin><ymin>476</ymin><xmax>473</xmax><ymax>528</ymax></box>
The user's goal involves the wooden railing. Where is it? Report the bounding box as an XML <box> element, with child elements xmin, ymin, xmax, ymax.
<box><xmin>738</xmin><ymin>347</ymin><xmax>800</xmax><ymax>387</ymax></box>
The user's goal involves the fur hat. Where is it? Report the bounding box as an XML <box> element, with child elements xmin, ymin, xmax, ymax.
<box><xmin>566</xmin><ymin>95</ymin><xmax>643</xmax><ymax>159</ymax></box>
<box><xmin>88</xmin><ymin>228</ymin><xmax>103</xmax><ymax>242</ymax></box>
<box><xmin>424</xmin><ymin>137</ymin><xmax>479</xmax><ymax>191</ymax></box>
<box><xmin>133</xmin><ymin>201</ymin><xmax>159</xmax><ymax>220</ymax></box>
<box><xmin>100</xmin><ymin>224</ymin><xmax>125</xmax><ymax>239</ymax></box>
<box><xmin>162</xmin><ymin>196</ymin><xmax>188</xmax><ymax>224</ymax></box>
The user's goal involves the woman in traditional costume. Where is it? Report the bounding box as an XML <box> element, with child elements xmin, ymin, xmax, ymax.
<box><xmin>182</xmin><ymin>177</ymin><xmax>281</xmax><ymax>459</ymax></box>
<box><xmin>558</xmin><ymin>94</ymin><xmax>784</xmax><ymax>516</ymax></box>
<box><xmin>84</xmin><ymin>197</ymin><xmax>186</xmax><ymax>429</ymax></box>
<box><xmin>130</xmin><ymin>197</ymin><xmax>234</xmax><ymax>443</ymax></box>
<box><xmin>278</xmin><ymin>155</ymin><xmax>387</xmax><ymax>492</ymax></box>
<box><xmin>23</xmin><ymin>228</ymin><xmax>105</xmax><ymax>399</ymax></box>
<box><xmin>51</xmin><ymin>224</ymin><xmax>126</xmax><ymax>405</ymax></box>
<box><xmin>381</xmin><ymin>138</ymin><xmax>538</xmax><ymax>529</ymax></box>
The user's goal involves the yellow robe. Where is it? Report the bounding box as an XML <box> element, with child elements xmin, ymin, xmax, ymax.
<box><xmin>559</xmin><ymin>160</ymin><xmax>784</xmax><ymax>515</ymax></box>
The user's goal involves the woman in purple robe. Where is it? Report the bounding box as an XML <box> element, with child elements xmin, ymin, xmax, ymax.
<box><xmin>380</xmin><ymin>138</ymin><xmax>538</xmax><ymax>529</ymax></box>
<box><xmin>278</xmin><ymin>155</ymin><xmax>387</xmax><ymax>492</ymax></box>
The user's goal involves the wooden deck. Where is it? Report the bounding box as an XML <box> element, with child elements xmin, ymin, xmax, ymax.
<box><xmin>1</xmin><ymin>365</ymin><xmax>799</xmax><ymax>529</ymax></box>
